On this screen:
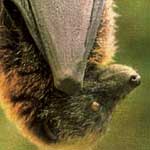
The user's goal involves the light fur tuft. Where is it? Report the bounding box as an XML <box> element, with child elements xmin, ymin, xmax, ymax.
<box><xmin>89</xmin><ymin>0</ymin><xmax>119</xmax><ymax>65</ymax></box>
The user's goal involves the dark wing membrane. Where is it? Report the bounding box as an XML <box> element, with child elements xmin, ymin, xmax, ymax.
<box><xmin>8</xmin><ymin>0</ymin><xmax>105</xmax><ymax>94</ymax></box>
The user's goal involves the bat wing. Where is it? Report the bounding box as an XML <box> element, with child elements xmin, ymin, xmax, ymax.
<box><xmin>8</xmin><ymin>0</ymin><xmax>105</xmax><ymax>94</ymax></box>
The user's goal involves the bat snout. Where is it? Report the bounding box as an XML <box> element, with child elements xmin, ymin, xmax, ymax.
<box><xmin>129</xmin><ymin>74</ymin><xmax>141</xmax><ymax>86</ymax></box>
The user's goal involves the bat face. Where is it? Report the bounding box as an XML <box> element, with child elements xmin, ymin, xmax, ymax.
<box><xmin>37</xmin><ymin>64</ymin><xmax>140</xmax><ymax>144</ymax></box>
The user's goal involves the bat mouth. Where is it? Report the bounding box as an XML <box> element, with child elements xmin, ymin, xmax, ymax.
<box><xmin>43</xmin><ymin>120</ymin><xmax>59</xmax><ymax>142</ymax></box>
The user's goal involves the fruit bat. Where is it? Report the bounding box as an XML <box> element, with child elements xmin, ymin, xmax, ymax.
<box><xmin>0</xmin><ymin>0</ymin><xmax>141</xmax><ymax>149</ymax></box>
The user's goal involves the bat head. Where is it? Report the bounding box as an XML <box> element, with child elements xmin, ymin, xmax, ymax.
<box><xmin>37</xmin><ymin>64</ymin><xmax>140</xmax><ymax>147</ymax></box>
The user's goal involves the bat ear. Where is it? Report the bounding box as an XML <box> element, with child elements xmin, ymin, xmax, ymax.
<box><xmin>6</xmin><ymin>0</ymin><xmax>105</xmax><ymax>95</ymax></box>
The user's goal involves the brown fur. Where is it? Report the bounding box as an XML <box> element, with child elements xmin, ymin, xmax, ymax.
<box><xmin>0</xmin><ymin>0</ymin><xmax>118</xmax><ymax>147</ymax></box>
<box><xmin>90</xmin><ymin>0</ymin><xmax>118</xmax><ymax>65</ymax></box>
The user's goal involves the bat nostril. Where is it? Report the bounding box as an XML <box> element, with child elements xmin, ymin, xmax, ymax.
<box><xmin>130</xmin><ymin>74</ymin><xmax>141</xmax><ymax>86</ymax></box>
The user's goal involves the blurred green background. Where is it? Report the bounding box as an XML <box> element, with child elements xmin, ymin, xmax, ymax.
<box><xmin>99</xmin><ymin>0</ymin><xmax>150</xmax><ymax>150</ymax></box>
<box><xmin>0</xmin><ymin>0</ymin><xmax>150</xmax><ymax>150</ymax></box>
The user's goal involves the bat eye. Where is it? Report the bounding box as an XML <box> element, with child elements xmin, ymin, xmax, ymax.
<box><xmin>91</xmin><ymin>101</ymin><xmax>100</xmax><ymax>112</ymax></box>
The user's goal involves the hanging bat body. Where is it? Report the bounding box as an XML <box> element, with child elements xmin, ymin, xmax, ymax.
<box><xmin>0</xmin><ymin>0</ymin><xmax>140</xmax><ymax>149</ymax></box>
